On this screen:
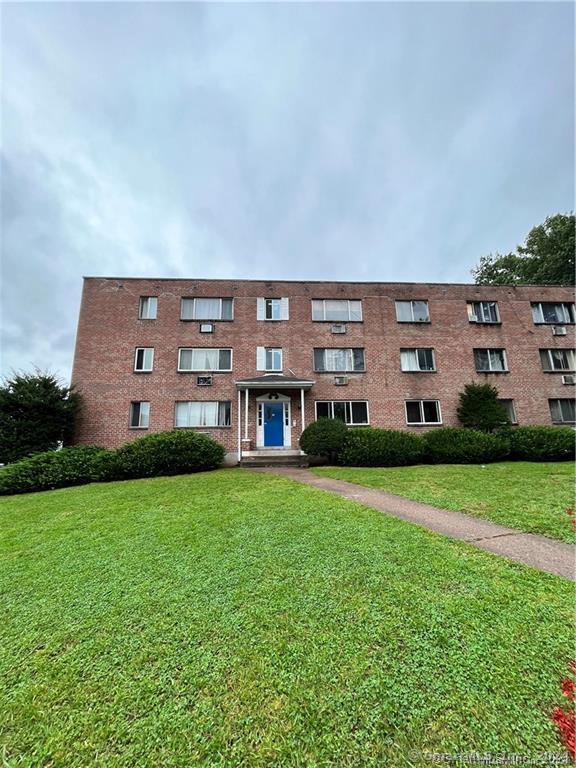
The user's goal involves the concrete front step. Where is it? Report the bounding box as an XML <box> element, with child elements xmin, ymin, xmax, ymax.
<box><xmin>240</xmin><ymin>455</ymin><xmax>309</xmax><ymax>468</ymax></box>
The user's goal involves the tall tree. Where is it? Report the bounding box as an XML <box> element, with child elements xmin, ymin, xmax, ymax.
<box><xmin>472</xmin><ymin>213</ymin><xmax>575</xmax><ymax>285</ymax></box>
<box><xmin>0</xmin><ymin>372</ymin><xmax>81</xmax><ymax>464</ymax></box>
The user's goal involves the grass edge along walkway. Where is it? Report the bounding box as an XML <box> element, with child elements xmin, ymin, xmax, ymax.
<box><xmin>252</xmin><ymin>467</ymin><xmax>575</xmax><ymax>581</ymax></box>
<box><xmin>312</xmin><ymin>462</ymin><xmax>575</xmax><ymax>544</ymax></box>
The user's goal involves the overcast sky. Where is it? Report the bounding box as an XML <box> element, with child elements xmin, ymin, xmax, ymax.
<box><xmin>1</xmin><ymin>2</ymin><xmax>574</xmax><ymax>382</ymax></box>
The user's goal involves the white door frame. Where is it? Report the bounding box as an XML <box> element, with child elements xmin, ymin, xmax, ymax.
<box><xmin>256</xmin><ymin>393</ymin><xmax>292</xmax><ymax>448</ymax></box>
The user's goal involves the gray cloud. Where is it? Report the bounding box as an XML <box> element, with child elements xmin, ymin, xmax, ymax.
<box><xmin>1</xmin><ymin>1</ymin><xmax>573</xmax><ymax>380</ymax></box>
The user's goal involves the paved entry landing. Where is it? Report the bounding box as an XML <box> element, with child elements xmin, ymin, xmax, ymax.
<box><xmin>252</xmin><ymin>467</ymin><xmax>575</xmax><ymax>581</ymax></box>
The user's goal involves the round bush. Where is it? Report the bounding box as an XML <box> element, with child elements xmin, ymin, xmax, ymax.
<box><xmin>423</xmin><ymin>427</ymin><xmax>509</xmax><ymax>464</ymax></box>
<box><xmin>108</xmin><ymin>429</ymin><xmax>225</xmax><ymax>480</ymax></box>
<box><xmin>0</xmin><ymin>446</ymin><xmax>107</xmax><ymax>496</ymax></box>
<box><xmin>338</xmin><ymin>428</ymin><xmax>424</xmax><ymax>467</ymax></box>
<box><xmin>506</xmin><ymin>426</ymin><xmax>575</xmax><ymax>462</ymax></box>
<box><xmin>299</xmin><ymin>418</ymin><xmax>348</xmax><ymax>461</ymax></box>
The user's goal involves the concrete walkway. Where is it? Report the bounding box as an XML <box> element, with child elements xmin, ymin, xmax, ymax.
<box><xmin>252</xmin><ymin>467</ymin><xmax>575</xmax><ymax>581</ymax></box>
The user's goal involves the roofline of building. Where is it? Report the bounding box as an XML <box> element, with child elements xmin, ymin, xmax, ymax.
<box><xmin>81</xmin><ymin>276</ymin><xmax>574</xmax><ymax>289</ymax></box>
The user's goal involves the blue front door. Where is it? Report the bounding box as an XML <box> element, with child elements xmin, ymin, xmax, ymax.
<box><xmin>264</xmin><ymin>402</ymin><xmax>284</xmax><ymax>446</ymax></box>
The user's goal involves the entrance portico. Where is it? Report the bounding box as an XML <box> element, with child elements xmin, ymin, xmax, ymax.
<box><xmin>235</xmin><ymin>374</ymin><xmax>315</xmax><ymax>461</ymax></box>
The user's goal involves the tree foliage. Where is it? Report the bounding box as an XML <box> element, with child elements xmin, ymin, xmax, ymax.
<box><xmin>457</xmin><ymin>382</ymin><xmax>509</xmax><ymax>433</ymax></box>
<box><xmin>472</xmin><ymin>213</ymin><xmax>575</xmax><ymax>285</ymax></box>
<box><xmin>0</xmin><ymin>372</ymin><xmax>81</xmax><ymax>464</ymax></box>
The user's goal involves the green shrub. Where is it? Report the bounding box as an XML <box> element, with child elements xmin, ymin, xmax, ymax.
<box><xmin>0</xmin><ymin>446</ymin><xmax>106</xmax><ymax>495</ymax></box>
<box><xmin>506</xmin><ymin>426</ymin><xmax>575</xmax><ymax>462</ymax></box>
<box><xmin>338</xmin><ymin>428</ymin><xmax>425</xmax><ymax>467</ymax></box>
<box><xmin>423</xmin><ymin>427</ymin><xmax>509</xmax><ymax>464</ymax></box>
<box><xmin>457</xmin><ymin>382</ymin><xmax>510</xmax><ymax>432</ymax></box>
<box><xmin>107</xmin><ymin>430</ymin><xmax>225</xmax><ymax>480</ymax></box>
<box><xmin>299</xmin><ymin>418</ymin><xmax>348</xmax><ymax>461</ymax></box>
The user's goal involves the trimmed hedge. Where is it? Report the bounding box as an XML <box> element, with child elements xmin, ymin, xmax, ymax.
<box><xmin>423</xmin><ymin>427</ymin><xmax>509</xmax><ymax>464</ymax></box>
<box><xmin>506</xmin><ymin>426</ymin><xmax>575</xmax><ymax>462</ymax></box>
<box><xmin>0</xmin><ymin>430</ymin><xmax>226</xmax><ymax>496</ymax></box>
<box><xmin>338</xmin><ymin>428</ymin><xmax>425</xmax><ymax>467</ymax></box>
<box><xmin>299</xmin><ymin>418</ymin><xmax>348</xmax><ymax>461</ymax></box>
<box><xmin>0</xmin><ymin>446</ymin><xmax>107</xmax><ymax>496</ymax></box>
<box><xmin>97</xmin><ymin>430</ymin><xmax>226</xmax><ymax>481</ymax></box>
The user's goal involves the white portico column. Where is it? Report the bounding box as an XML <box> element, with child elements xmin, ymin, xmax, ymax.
<box><xmin>244</xmin><ymin>388</ymin><xmax>249</xmax><ymax>440</ymax></box>
<box><xmin>237</xmin><ymin>389</ymin><xmax>242</xmax><ymax>462</ymax></box>
<box><xmin>300</xmin><ymin>387</ymin><xmax>305</xmax><ymax>438</ymax></box>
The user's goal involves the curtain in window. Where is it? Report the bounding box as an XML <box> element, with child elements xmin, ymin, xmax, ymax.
<box><xmin>550</xmin><ymin>399</ymin><xmax>575</xmax><ymax>422</ymax></box>
<box><xmin>324</xmin><ymin>349</ymin><xmax>350</xmax><ymax>371</ymax></box>
<box><xmin>549</xmin><ymin>349</ymin><xmax>573</xmax><ymax>370</ymax></box>
<box><xmin>181</xmin><ymin>299</ymin><xmax>194</xmax><ymax>320</ymax></box>
<box><xmin>401</xmin><ymin>350</ymin><xmax>419</xmax><ymax>371</ymax></box>
<box><xmin>475</xmin><ymin>349</ymin><xmax>489</xmax><ymax>370</ymax></box>
<box><xmin>218</xmin><ymin>402</ymin><xmax>231</xmax><ymax>426</ymax></box>
<box><xmin>311</xmin><ymin>301</ymin><xmax>324</xmax><ymax>321</ymax></box>
<box><xmin>177</xmin><ymin>401</ymin><xmax>219</xmax><ymax>426</ymax></box>
<box><xmin>418</xmin><ymin>349</ymin><xmax>434</xmax><ymax>370</ymax></box>
<box><xmin>191</xmin><ymin>349</ymin><xmax>219</xmax><ymax>370</ymax></box>
<box><xmin>194</xmin><ymin>299</ymin><xmax>221</xmax><ymax>320</ymax></box>
<box><xmin>412</xmin><ymin>301</ymin><xmax>429</xmax><ymax>322</ymax></box>
<box><xmin>489</xmin><ymin>350</ymin><xmax>505</xmax><ymax>371</ymax></box>
<box><xmin>542</xmin><ymin>304</ymin><xmax>561</xmax><ymax>323</ymax></box>
<box><xmin>324</xmin><ymin>300</ymin><xmax>349</xmax><ymax>321</ymax></box>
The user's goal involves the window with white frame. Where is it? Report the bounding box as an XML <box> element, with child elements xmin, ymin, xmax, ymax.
<box><xmin>315</xmin><ymin>401</ymin><xmax>369</xmax><ymax>425</ymax></box>
<box><xmin>395</xmin><ymin>300</ymin><xmax>430</xmax><ymax>322</ymax></box>
<box><xmin>175</xmin><ymin>401</ymin><xmax>231</xmax><ymax>427</ymax></box>
<box><xmin>138</xmin><ymin>296</ymin><xmax>157</xmax><ymax>320</ymax></box>
<box><xmin>256</xmin><ymin>347</ymin><xmax>283</xmax><ymax>371</ymax></box>
<box><xmin>549</xmin><ymin>398</ymin><xmax>576</xmax><ymax>424</ymax></box>
<box><xmin>474</xmin><ymin>348</ymin><xmax>508</xmax><ymax>373</ymax></box>
<box><xmin>405</xmin><ymin>400</ymin><xmax>441</xmax><ymax>425</ymax></box>
<box><xmin>130</xmin><ymin>401</ymin><xmax>150</xmax><ymax>428</ymax></box>
<box><xmin>400</xmin><ymin>348</ymin><xmax>436</xmax><ymax>372</ymax></box>
<box><xmin>497</xmin><ymin>399</ymin><xmax>517</xmax><ymax>424</ymax></box>
<box><xmin>314</xmin><ymin>348</ymin><xmax>365</xmax><ymax>372</ymax></box>
<box><xmin>467</xmin><ymin>301</ymin><xmax>499</xmax><ymax>324</ymax></box>
<box><xmin>178</xmin><ymin>348</ymin><xmax>232</xmax><ymax>372</ymax></box>
<box><xmin>134</xmin><ymin>347</ymin><xmax>154</xmax><ymax>372</ymax></box>
<box><xmin>539</xmin><ymin>349</ymin><xmax>576</xmax><ymax>372</ymax></box>
<box><xmin>257</xmin><ymin>298</ymin><xmax>289</xmax><ymax>321</ymax></box>
<box><xmin>181</xmin><ymin>298</ymin><xmax>233</xmax><ymax>321</ymax></box>
<box><xmin>531</xmin><ymin>302</ymin><xmax>575</xmax><ymax>324</ymax></box>
<box><xmin>311</xmin><ymin>299</ymin><xmax>363</xmax><ymax>322</ymax></box>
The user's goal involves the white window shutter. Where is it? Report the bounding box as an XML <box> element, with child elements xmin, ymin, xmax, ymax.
<box><xmin>256</xmin><ymin>298</ymin><xmax>265</xmax><ymax>321</ymax></box>
<box><xmin>280</xmin><ymin>297</ymin><xmax>289</xmax><ymax>320</ymax></box>
<box><xmin>256</xmin><ymin>346</ymin><xmax>266</xmax><ymax>371</ymax></box>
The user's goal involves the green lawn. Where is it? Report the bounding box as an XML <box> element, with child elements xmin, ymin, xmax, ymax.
<box><xmin>0</xmin><ymin>470</ymin><xmax>573</xmax><ymax>767</ymax></box>
<box><xmin>313</xmin><ymin>462</ymin><xmax>576</xmax><ymax>543</ymax></box>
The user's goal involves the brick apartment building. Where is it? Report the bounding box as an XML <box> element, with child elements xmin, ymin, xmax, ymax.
<box><xmin>71</xmin><ymin>277</ymin><xmax>575</xmax><ymax>463</ymax></box>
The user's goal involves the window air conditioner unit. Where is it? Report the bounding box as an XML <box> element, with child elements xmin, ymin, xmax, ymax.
<box><xmin>334</xmin><ymin>376</ymin><xmax>348</xmax><ymax>386</ymax></box>
<box><xmin>197</xmin><ymin>375</ymin><xmax>213</xmax><ymax>386</ymax></box>
<box><xmin>200</xmin><ymin>322</ymin><xmax>214</xmax><ymax>333</ymax></box>
<box><xmin>331</xmin><ymin>323</ymin><xmax>347</xmax><ymax>334</ymax></box>
<box><xmin>553</xmin><ymin>326</ymin><xmax>567</xmax><ymax>336</ymax></box>
<box><xmin>561</xmin><ymin>375</ymin><xmax>575</xmax><ymax>385</ymax></box>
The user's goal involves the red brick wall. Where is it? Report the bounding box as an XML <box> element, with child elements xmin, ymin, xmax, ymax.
<box><xmin>71</xmin><ymin>278</ymin><xmax>575</xmax><ymax>456</ymax></box>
